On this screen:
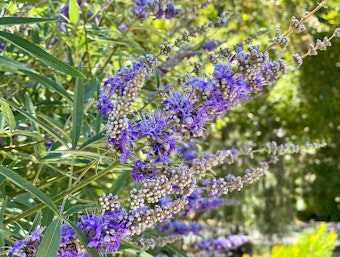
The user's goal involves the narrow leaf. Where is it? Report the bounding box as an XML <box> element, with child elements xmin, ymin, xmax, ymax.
<box><xmin>36</xmin><ymin>219</ymin><xmax>61</xmax><ymax>257</ymax></box>
<box><xmin>29</xmin><ymin>211</ymin><xmax>42</xmax><ymax>234</ymax></box>
<box><xmin>0</xmin><ymin>196</ymin><xmax>7</xmax><ymax>250</ymax></box>
<box><xmin>79</xmin><ymin>131</ymin><xmax>105</xmax><ymax>150</ymax></box>
<box><xmin>72</xmin><ymin>76</ymin><xmax>84</xmax><ymax>149</ymax></box>
<box><xmin>63</xmin><ymin>204</ymin><xmax>96</xmax><ymax>216</ymax></box>
<box><xmin>20</xmin><ymin>69</ymin><xmax>73</xmax><ymax>104</ymax></box>
<box><xmin>25</xmin><ymin>93</ymin><xmax>44</xmax><ymax>156</ymax></box>
<box><xmin>166</xmin><ymin>243</ymin><xmax>189</xmax><ymax>257</ymax></box>
<box><xmin>0</xmin><ymin>98</ymin><xmax>16</xmax><ymax>133</ymax></box>
<box><xmin>0</xmin><ymin>229</ymin><xmax>17</xmax><ymax>237</ymax></box>
<box><xmin>0</xmin><ymin>31</ymin><xmax>86</xmax><ymax>78</ymax></box>
<box><xmin>0</xmin><ymin>166</ymin><xmax>59</xmax><ymax>214</ymax></box>
<box><xmin>111</xmin><ymin>169</ymin><xmax>130</xmax><ymax>195</ymax></box>
<box><xmin>0</xmin><ymin>17</ymin><xmax>56</xmax><ymax>25</ymax></box>
<box><xmin>7</xmin><ymin>101</ymin><xmax>69</xmax><ymax>148</ymax></box>
<box><xmin>69</xmin><ymin>0</ymin><xmax>80</xmax><ymax>24</ymax></box>
<box><xmin>120</xmin><ymin>241</ymin><xmax>153</xmax><ymax>257</ymax></box>
<box><xmin>0</xmin><ymin>55</ymin><xmax>29</xmax><ymax>73</ymax></box>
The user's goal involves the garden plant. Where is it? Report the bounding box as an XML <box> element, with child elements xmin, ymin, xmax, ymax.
<box><xmin>0</xmin><ymin>0</ymin><xmax>339</xmax><ymax>256</ymax></box>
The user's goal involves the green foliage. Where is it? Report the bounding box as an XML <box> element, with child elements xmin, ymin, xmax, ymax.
<box><xmin>244</xmin><ymin>223</ymin><xmax>338</xmax><ymax>257</ymax></box>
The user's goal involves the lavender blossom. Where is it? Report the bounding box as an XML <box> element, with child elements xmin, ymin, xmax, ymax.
<box><xmin>196</xmin><ymin>235</ymin><xmax>248</xmax><ymax>254</ymax></box>
<box><xmin>132</xmin><ymin>1</ymin><xmax>177</xmax><ymax>20</ymax></box>
<box><xmin>58</xmin><ymin>224</ymin><xmax>89</xmax><ymax>257</ymax></box>
<box><xmin>178</xmin><ymin>141</ymin><xmax>197</xmax><ymax>161</ymax></box>
<box><xmin>157</xmin><ymin>220</ymin><xmax>201</xmax><ymax>235</ymax></box>
<box><xmin>0</xmin><ymin>41</ymin><xmax>6</xmax><ymax>52</ymax></box>
<box><xmin>6</xmin><ymin>227</ymin><xmax>44</xmax><ymax>257</ymax></box>
<box><xmin>202</xmin><ymin>39</ymin><xmax>221</xmax><ymax>51</ymax></box>
<box><xmin>79</xmin><ymin>211</ymin><xmax>127</xmax><ymax>252</ymax></box>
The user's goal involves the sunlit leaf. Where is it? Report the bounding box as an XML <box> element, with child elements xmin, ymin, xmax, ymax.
<box><xmin>0</xmin><ymin>31</ymin><xmax>86</xmax><ymax>78</ymax></box>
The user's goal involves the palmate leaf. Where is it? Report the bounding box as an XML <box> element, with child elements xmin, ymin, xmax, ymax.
<box><xmin>0</xmin><ymin>31</ymin><xmax>86</xmax><ymax>78</ymax></box>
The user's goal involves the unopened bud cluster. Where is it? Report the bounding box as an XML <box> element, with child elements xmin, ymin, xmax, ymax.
<box><xmin>265</xmin><ymin>141</ymin><xmax>325</xmax><ymax>155</ymax></box>
<box><xmin>136</xmin><ymin>235</ymin><xmax>184</xmax><ymax>250</ymax></box>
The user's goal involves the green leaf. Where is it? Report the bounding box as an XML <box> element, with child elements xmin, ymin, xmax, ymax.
<box><xmin>20</xmin><ymin>69</ymin><xmax>73</xmax><ymax>104</ymax></box>
<box><xmin>111</xmin><ymin>169</ymin><xmax>130</xmax><ymax>195</ymax></box>
<box><xmin>72</xmin><ymin>76</ymin><xmax>84</xmax><ymax>149</ymax></box>
<box><xmin>29</xmin><ymin>211</ymin><xmax>42</xmax><ymax>234</ymax></box>
<box><xmin>32</xmin><ymin>24</ymin><xmax>40</xmax><ymax>44</ymax></box>
<box><xmin>69</xmin><ymin>0</ymin><xmax>80</xmax><ymax>24</ymax></box>
<box><xmin>0</xmin><ymin>228</ymin><xmax>17</xmax><ymax>237</ymax></box>
<box><xmin>63</xmin><ymin>204</ymin><xmax>96</xmax><ymax>216</ymax></box>
<box><xmin>79</xmin><ymin>131</ymin><xmax>105</xmax><ymax>150</ymax></box>
<box><xmin>0</xmin><ymin>31</ymin><xmax>86</xmax><ymax>78</ymax></box>
<box><xmin>7</xmin><ymin>101</ymin><xmax>69</xmax><ymax>148</ymax></box>
<box><xmin>25</xmin><ymin>93</ymin><xmax>44</xmax><ymax>157</ymax></box>
<box><xmin>120</xmin><ymin>241</ymin><xmax>153</xmax><ymax>257</ymax></box>
<box><xmin>0</xmin><ymin>17</ymin><xmax>56</xmax><ymax>25</ymax></box>
<box><xmin>166</xmin><ymin>243</ymin><xmax>189</xmax><ymax>257</ymax></box>
<box><xmin>0</xmin><ymin>196</ymin><xmax>7</xmax><ymax>250</ymax></box>
<box><xmin>0</xmin><ymin>55</ymin><xmax>29</xmax><ymax>73</ymax></box>
<box><xmin>0</xmin><ymin>98</ymin><xmax>16</xmax><ymax>133</ymax></box>
<box><xmin>0</xmin><ymin>176</ymin><xmax>6</xmax><ymax>187</ymax></box>
<box><xmin>0</xmin><ymin>166</ymin><xmax>59</xmax><ymax>215</ymax></box>
<box><xmin>36</xmin><ymin>219</ymin><xmax>61</xmax><ymax>257</ymax></box>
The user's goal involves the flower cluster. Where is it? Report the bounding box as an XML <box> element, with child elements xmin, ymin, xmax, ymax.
<box><xmin>132</xmin><ymin>0</ymin><xmax>176</xmax><ymax>20</ymax></box>
<box><xmin>184</xmin><ymin>189</ymin><xmax>238</xmax><ymax>215</ymax></box>
<box><xmin>196</xmin><ymin>235</ymin><xmax>248</xmax><ymax>256</ymax></box>
<box><xmin>6</xmin><ymin>228</ymin><xmax>44</xmax><ymax>257</ymax></box>
<box><xmin>157</xmin><ymin>220</ymin><xmax>201</xmax><ymax>235</ymax></box>
<box><xmin>97</xmin><ymin>54</ymin><xmax>158</xmax><ymax>162</ymax></box>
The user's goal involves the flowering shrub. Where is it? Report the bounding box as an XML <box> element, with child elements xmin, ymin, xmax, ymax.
<box><xmin>0</xmin><ymin>0</ymin><xmax>338</xmax><ymax>256</ymax></box>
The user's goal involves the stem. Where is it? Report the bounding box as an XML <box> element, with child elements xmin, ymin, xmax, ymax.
<box><xmin>263</xmin><ymin>0</ymin><xmax>328</xmax><ymax>52</ymax></box>
<box><xmin>3</xmin><ymin>162</ymin><xmax>120</xmax><ymax>225</ymax></box>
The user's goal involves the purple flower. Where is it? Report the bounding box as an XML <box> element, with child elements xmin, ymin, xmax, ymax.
<box><xmin>58</xmin><ymin>224</ymin><xmax>90</xmax><ymax>257</ymax></box>
<box><xmin>7</xmin><ymin>227</ymin><xmax>44</xmax><ymax>257</ymax></box>
<box><xmin>178</xmin><ymin>141</ymin><xmax>197</xmax><ymax>161</ymax></box>
<box><xmin>132</xmin><ymin>0</ymin><xmax>157</xmax><ymax>20</ymax></box>
<box><xmin>96</xmin><ymin>90</ymin><xmax>115</xmax><ymax>116</ymax></box>
<box><xmin>133</xmin><ymin>112</ymin><xmax>177</xmax><ymax>163</ymax></box>
<box><xmin>197</xmin><ymin>239</ymin><xmax>212</xmax><ymax>251</ymax></box>
<box><xmin>202</xmin><ymin>39</ymin><xmax>221</xmax><ymax>51</ymax></box>
<box><xmin>132</xmin><ymin>159</ymin><xmax>157</xmax><ymax>182</ymax></box>
<box><xmin>165</xmin><ymin>3</ymin><xmax>175</xmax><ymax>19</ymax></box>
<box><xmin>157</xmin><ymin>221</ymin><xmax>201</xmax><ymax>236</ymax></box>
<box><xmin>0</xmin><ymin>41</ymin><xmax>6</xmax><ymax>52</ymax></box>
<box><xmin>78</xmin><ymin>211</ymin><xmax>127</xmax><ymax>253</ymax></box>
<box><xmin>214</xmin><ymin>237</ymin><xmax>232</xmax><ymax>252</ymax></box>
<box><xmin>159</xmin><ymin>196</ymin><xmax>171</xmax><ymax>207</ymax></box>
<box><xmin>132</xmin><ymin>0</ymin><xmax>176</xmax><ymax>20</ymax></box>
<box><xmin>227</xmin><ymin>234</ymin><xmax>248</xmax><ymax>249</ymax></box>
<box><xmin>196</xmin><ymin>235</ymin><xmax>247</xmax><ymax>254</ymax></box>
